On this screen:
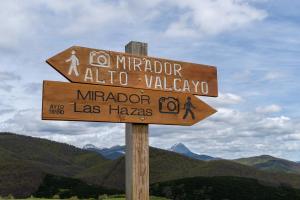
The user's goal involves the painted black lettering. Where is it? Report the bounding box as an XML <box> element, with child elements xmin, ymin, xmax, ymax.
<box><xmin>129</xmin><ymin>94</ymin><xmax>140</xmax><ymax>103</ymax></box>
<box><xmin>83</xmin><ymin>105</ymin><xmax>92</xmax><ymax>113</ymax></box>
<box><xmin>117</xmin><ymin>93</ymin><xmax>128</xmax><ymax>102</ymax></box>
<box><xmin>138</xmin><ymin>108</ymin><xmax>145</xmax><ymax>116</ymax></box>
<box><xmin>109</xmin><ymin>105</ymin><xmax>119</xmax><ymax>114</ymax></box>
<box><xmin>141</xmin><ymin>95</ymin><xmax>150</xmax><ymax>104</ymax></box>
<box><xmin>106</xmin><ymin>92</ymin><xmax>116</xmax><ymax>102</ymax></box>
<box><xmin>93</xmin><ymin>105</ymin><xmax>101</xmax><ymax>113</ymax></box>
<box><xmin>120</xmin><ymin>107</ymin><xmax>129</xmax><ymax>115</ymax></box>
<box><xmin>131</xmin><ymin>108</ymin><xmax>138</xmax><ymax>115</ymax></box>
<box><xmin>74</xmin><ymin>103</ymin><xmax>101</xmax><ymax>114</ymax></box>
<box><xmin>146</xmin><ymin>109</ymin><xmax>152</xmax><ymax>116</ymax></box>
<box><xmin>77</xmin><ymin>90</ymin><xmax>91</xmax><ymax>100</ymax></box>
<box><xmin>49</xmin><ymin>104</ymin><xmax>64</xmax><ymax>114</ymax></box>
<box><xmin>94</xmin><ymin>91</ymin><xmax>105</xmax><ymax>101</ymax></box>
<box><xmin>74</xmin><ymin>102</ymin><xmax>79</xmax><ymax>112</ymax></box>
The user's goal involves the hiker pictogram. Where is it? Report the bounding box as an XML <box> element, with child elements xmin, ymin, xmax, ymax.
<box><xmin>66</xmin><ymin>50</ymin><xmax>80</xmax><ymax>76</ymax></box>
<box><xmin>183</xmin><ymin>96</ymin><xmax>195</xmax><ymax>120</ymax></box>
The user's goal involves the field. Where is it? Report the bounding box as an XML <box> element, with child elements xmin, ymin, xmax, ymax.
<box><xmin>0</xmin><ymin>196</ymin><xmax>169</xmax><ymax>200</ymax></box>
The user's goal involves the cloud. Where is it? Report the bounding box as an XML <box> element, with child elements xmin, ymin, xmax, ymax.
<box><xmin>150</xmin><ymin>106</ymin><xmax>300</xmax><ymax>159</ymax></box>
<box><xmin>0</xmin><ymin>102</ymin><xmax>15</xmax><ymax>116</ymax></box>
<box><xmin>0</xmin><ymin>109</ymin><xmax>124</xmax><ymax>147</ymax></box>
<box><xmin>263</xmin><ymin>71</ymin><xmax>283</xmax><ymax>81</ymax></box>
<box><xmin>42</xmin><ymin>1</ymin><xmax>133</xmax><ymax>36</ymax></box>
<box><xmin>0</xmin><ymin>108</ymin><xmax>15</xmax><ymax>115</ymax></box>
<box><xmin>23</xmin><ymin>82</ymin><xmax>42</xmax><ymax>94</ymax></box>
<box><xmin>256</xmin><ymin>104</ymin><xmax>282</xmax><ymax>114</ymax></box>
<box><xmin>164</xmin><ymin>0</ymin><xmax>267</xmax><ymax>37</ymax></box>
<box><xmin>0</xmin><ymin>0</ymin><xmax>299</xmax><ymax>161</ymax></box>
<box><xmin>0</xmin><ymin>1</ymin><xmax>37</xmax><ymax>50</ymax></box>
<box><xmin>0</xmin><ymin>100</ymin><xmax>299</xmax><ymax>160</ymax></box>
<box><xmin>0</xmin><ymin>71</ymin><xmax>21</xmax><ymax>81</ymax></box>
<box><xmin>0</xmin><ymin>0</ymin><xmax>267</xmax><ymax>50</ymax></box>
<box><xmin>278</xmin><ymin>133</ymin><xmax>300</xmax><ymax>141</ymax></box>
<box><xmin>205</xmin><ymin>93</ymin><xmax>244</xmax><ymax>107</ymax></box>
<box><xmin>0</xmin><ymin>71</ymin><xmax>21</xmax><ymax>92</ymax></box>
<box><xmin>0</xmin><ymin>84</ymin><xmax>14</xmax><ymax>92</ymax></box>
<box><xmin>0</xmin><ymin>1</ymin><xmax>131</xmax><ymax>49</ymax></box>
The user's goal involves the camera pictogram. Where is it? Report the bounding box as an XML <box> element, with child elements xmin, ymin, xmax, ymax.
<box><xmin>159</xmin><ymin>97</ymin><xmax>180</xmax><ymax>114</ymax></box>
<box><xmin>89</xmin><ymin>51</ymin><xmax>110</xmax><ymax>68</ymax></box>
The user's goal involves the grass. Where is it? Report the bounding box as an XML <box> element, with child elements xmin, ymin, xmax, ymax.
<box><xmin>0</xmin><ymin>195</ymin><xmax>169</xmax><ymax>200</ymax></box>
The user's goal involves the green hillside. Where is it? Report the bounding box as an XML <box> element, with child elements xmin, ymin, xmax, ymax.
<box><xmin>150</xmin><ymin>176</ymin><xmax>300</xmax><ymax>200</ymax></box>
<box><xmin>78</xmin><ymin>149</ymin><xmax>300</xmax><ymax>191</ymax></box>
<box><xmin>235</xmin><ymin>155</ymin><xmax>300</xmax><ymax>174</ymax></box>
<box><xmin>33</xmin><ymin>174</ymin><xmax>121</xmax><ymax>199</ymax></box>
<box><xmin>0</xmin><ymin>132</ymin><xmax>109</xmax><ymax>198</ymax></box>
<box><xmin>2</xmin><ymin>132</ymin><xmax>300</xmax><ymax>199</ymax></box>
<box><xmin>76</xmin><ymin>147</ymin><xmax>205</xmax><ymax>190</ymax></box>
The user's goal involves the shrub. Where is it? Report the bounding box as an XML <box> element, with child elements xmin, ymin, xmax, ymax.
<box><xmin>98</xmin><ymin>194</ymin><xmax>108</xmax><ymax>199</ymax></box>
<box><xmin>53</xmin><ymin>194</ymin><xmax>60</xmax><ymax>199</ymax></box>
<box><xmin>109</xmin><ymin>194</ymin><xmax>125</xmax><ymax>198</ymax></box>
<box><xmin>6</xmin><ymin>194</ymin><xmax>14</xmax><ymax>199</ymax></box>
<box><xmin>69</xmin><ymin>196</ymin><xmax>80</xmax><ymax>200</ymax></box>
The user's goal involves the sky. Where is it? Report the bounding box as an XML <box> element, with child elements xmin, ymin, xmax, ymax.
<box><xmin>0</xmin><ymin>0</ymin><xmax>300</xmax><ymax>161</ymax></box>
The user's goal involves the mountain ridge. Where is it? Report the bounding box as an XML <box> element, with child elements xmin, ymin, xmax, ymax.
<box><xmin>235</xmin><ymin>155</ymin><xmax>300</xmax><ymax>174</ymax></box>
<box><xmin>84</xmin><ymin>144</ymin><xmax>125</xmax><ymax>160</ymax></box>
<box><xmin>2</xmin><ymin>132</ymin><xmax>300</xmax><ymax>198</ymax></box>
<box><xmin>84</xmin><ymin>142</ymin><xmax>300</xmax><ymax>174</ymax></box>
<box><xmin>84</xmin><ymin>142</ymin><xmax>218</xmax><ymax>161</ymax></box>
<box><xmin>169</xmin><ymin>142</ymin><xmax>218</xmax><ymax>161</ymax></box>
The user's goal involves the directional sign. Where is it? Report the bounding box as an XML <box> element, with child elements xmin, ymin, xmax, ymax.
<box><xmin>42</xmin><ymin>81</ymin><xmax>216</xmax><ymax>126</ymax></box>
<box><xmin>47</xmin><ymin>46</ymin><xmax>218</xmax><ymax>97</ymax></box>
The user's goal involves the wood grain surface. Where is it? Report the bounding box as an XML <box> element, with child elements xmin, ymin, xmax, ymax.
<box><xmin>47</xmin><ymin>46</ymin><xmax>218</xmax><ymax>97</ymax></box>
<box><xmin>125</xmin><ymin>41</ymin><xmax>149</xmax><ymax>200</ymax></box>
<box><xmin>42</xmin><ymin>80</ymin><xmax>216</xmax><ymax>126</ymax></box>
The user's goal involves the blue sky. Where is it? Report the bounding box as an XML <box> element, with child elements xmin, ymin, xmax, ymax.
<box><xmin>0</xmin><ymin>0</ymin><xmax>300</xmax><ymax>160</ymax></box>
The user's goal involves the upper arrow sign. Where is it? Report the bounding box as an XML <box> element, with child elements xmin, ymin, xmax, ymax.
<box><xmin>42</xmin><ymin>81</ymin><xmax>216</xmax><ymax>126</ymax></box>
<box><xmin>47</xmin><ymin>46</ymin><xmax>218</xmax><ymax>97</ymax></box>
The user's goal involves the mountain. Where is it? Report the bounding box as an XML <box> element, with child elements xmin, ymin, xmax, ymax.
<box><xmin>83</xmin><ymin>144</ymin><xmax>98</xmax><ymax>149</ymax></box>
<box><xmin>169</xmin><ymin>143</ymin><xmax>217</xmax><ymax>161</ymax></box>
<box><xmin>170</xmin><ymin>143</ymin><xmax>191</xmax><ymax>154</ymax></box>
<box><xmin>235</xmin><ymin>155</ymin><xmax>300</xmax><ymax>174</ymax></box>
<box><xmin>77</xmin><ymin>146</ymin><xmax>300</xmax><ymax>191</ymax></box>
<box><xmin>83</xmin><ymin>142</ymin><xmax>217</xmax><ymax>161</ymax></box>
<box><xmin>83</xmin><ymin>144</ymin><xmax>125</xmax><ymax>160</ymax></box>
<box><xmin>2</xmin><ymin>132</ymin><xmax>300</xmax><ymax>198</ymax></box>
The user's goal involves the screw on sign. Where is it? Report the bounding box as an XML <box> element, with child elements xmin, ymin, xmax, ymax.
<box><xmin>47</xmin><ymin>46</ymin><xmax>218</xmax><ymax>97</ymax></box>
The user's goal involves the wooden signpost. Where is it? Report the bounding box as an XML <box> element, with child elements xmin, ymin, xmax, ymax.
<box><xmin>125</xmin><ymin>42</ymin><xmax>149</xmax><ymax>200</ymax></box>
<box><xmin>42</xmin><ymin>80</ymin><xmax>216</xmax><ymax>125</ymax></box>
<box><xmin>42</xmin><ymin>41</ymin><xmax>218</xmax><ymax>200</ymax></box>
<box><xmin>47</xmin><ymin>46</ymin><xmax>218</xmax><ymax>97</ymax></box>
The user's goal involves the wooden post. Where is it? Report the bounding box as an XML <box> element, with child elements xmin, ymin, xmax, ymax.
<box><xmin>125</xmin><ymin>41</ymin><xmax>149</xmax><ymax>200</ymax></box>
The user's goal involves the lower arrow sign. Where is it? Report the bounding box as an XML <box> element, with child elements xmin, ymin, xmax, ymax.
<box><xmin>42</xmin><ymin>81</ymin><xmax>216</xmax><ymax>126</ymax></box>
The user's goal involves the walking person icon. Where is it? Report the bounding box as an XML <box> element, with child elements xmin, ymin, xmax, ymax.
<box><xmin>65</xmin><ymin>50</ymin><xmax>80</xmax><ymax>76</ymax></box>
<box><xmin>183</xmin><ymin>96</ymin><xmax>196</xmax><ymax>120</ymax></box>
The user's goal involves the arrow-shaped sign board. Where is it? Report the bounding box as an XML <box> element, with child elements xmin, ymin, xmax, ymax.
<box><xmin>47</xmin><ymin>46</ymin><xmax>218</xmax><ymax>97</ymax></box>
<box><xmin>42</xmin><ymin>81</ymin><xmax>216</xmax><ymax>126</ymax></box>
